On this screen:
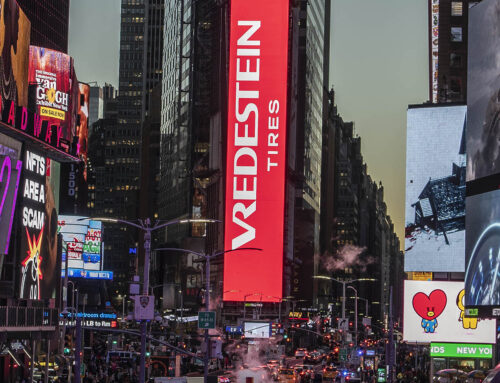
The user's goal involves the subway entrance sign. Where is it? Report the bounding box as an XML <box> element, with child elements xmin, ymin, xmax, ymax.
<box><xmin>198</xmin><ymin>311</ymin><xmax>216</xmax><ymax>329</ymax></box>
<box><xmin>430</xmin><ymin>343</ymin><xmax>492</xmax><ymax>358</ymax></box>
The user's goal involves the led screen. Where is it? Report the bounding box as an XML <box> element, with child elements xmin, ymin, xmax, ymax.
<box><xmin>403</xmin><ymin>281</ymin><xmax>495</xmax><ymax>344</ymax></box>
<box><xmin>405</xmin><ymin>105</ymin><xmax>466</xmax><ymax>272</ymax></box>
<box><xmin>223</xmin><ymin>0</ymin><xmax>289</xmax><ymax>302</ymax></box>
<box><xmin>0</xmin><ymin>132</ymin><xmax>22</xmax><ymax>259</ymax></box>
<box><xmin>28</xmin><ymin>46</ymin><xmax>74</xmax><ymax>148</ymax></box>
<box><xmin>0</xmin><ymin>0</ymin><xmax>30</xmax><ymax>108</ymax></box>
<box><xmin>19</xmin><ymin>149</ymin><xmax>60</xmax><ymax>300</ymax></box>
<box><xmin>430</xmin><ymin>0</ymin><xmax>439</xmax><ymax>103</ymax></box>
<box><xmin>243</xmin><ymin>321</ymin><xmax>271</xmax><ymax>339</ymax></box>
<box><xmin>466</xmin><ymin>0</ymin><xmax>500</xmax><ymax>181</ymax></box>
<box><xmin>464</xmin><ymin>189</ymin><xmax>500</xmax><ymax>310</ymax></box>
<box><xmin>58</xmin><ymin>215</ymin><xmax>102</xmax><ymax>271</ymax></box>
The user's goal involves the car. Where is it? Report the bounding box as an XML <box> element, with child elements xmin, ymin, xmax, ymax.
<box><xmin>295</xmin><ymin>348</ymin><xmax>308</xmax><ymax>358</ymax></box>
<box><xmin>267</xmin><ymin>359</ymin><xmax>281</xmax><ymax>370</ymax></box>
<box><xmin>323</xmin><ymin>366</ymin><xmax>339</xmax><ymax>381</ymax></box>
<box><xmin>304</xmin><ymin>351</ymin><xmax>321</xmax><ymax>364</ymax></box>
<box><xmin>278</xmin><ymin>368</ymin><xmax>296</xmax><ymax>383</ymax></box>
<box><xmin>294</xmin><ymin>365</ymin><xmax>314</xmax><ymax>383</ymax></box>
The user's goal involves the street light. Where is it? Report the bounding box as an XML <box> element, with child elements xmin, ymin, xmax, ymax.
<box><xmin>80</xmin><ymin>216</ymin><xmax>220</xmax><ymax>383</ymax></box>
<box><xmin>313</xmin><ymin>276</ymin><xmax>376</xmax><ymax>321</ymax></box>
<box><xmin>154</xmin><ymin>246</ymin><xmax>262</xmax><ymax>383</ymax></box>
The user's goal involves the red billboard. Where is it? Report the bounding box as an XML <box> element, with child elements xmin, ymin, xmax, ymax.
<box><xmin>28</xmin><ymin>46</ymin><xmax>74</xmax><ymax>146</ymax></box>
<box><xmin>223</xmin><ymin>0</ymin><xmax>289</xmax><ymax>302</ymax></box>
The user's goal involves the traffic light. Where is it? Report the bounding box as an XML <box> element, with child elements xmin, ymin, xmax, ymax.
<box><xmin>64</xmin><ymin>334</ymin><xmax>72</xmax><ymax>355</ymax></box>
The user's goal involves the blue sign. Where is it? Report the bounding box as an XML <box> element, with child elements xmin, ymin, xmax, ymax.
<box><xmin>366</xmin><ymin>350</ymin><xmax>375</xmax><ymax>356</ymax></box>
<box><xmin>59</xmin><ymin>311</ymin><xmax>117</xmax><ymax>319</ymax></box>
<box><xmin>61</xmin><ymin>268</ymin><xmax>113</xmax><ymax>280</ymax></box>
<box><xmin>225</xmin><ymin>325</ymin><xmax>242</xmax><ymax>334</ymax></box>
<box><xmin>129</xmin><ymin>247</ymin><xmax>137</xmax><ymax>254</ymax></box>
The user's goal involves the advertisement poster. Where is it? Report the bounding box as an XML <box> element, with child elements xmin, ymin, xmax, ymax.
<box><xmin>58</xmin><ymin>215</ymin><xmax>102</xmax><ymax>271</ymax></box>
<box><xmin>403</xmin><ymin>281</ymin><xmax>496</xmax><ymax>344</ymax></box>
<box><xmin>405</xmin><ymin>105</ymin><xmax>466</xmax><ymax>272</ymax></box>
<box><xmin>28</xmin><ymin>46</ymin><xmax>74</xmax><ymax>145</ymax></box>
<box><xmin>19</xmin><ymin>149</ymin><xmax>60</xmax><ymax>300</ymax></box>
<box><xmin>0</xmin><ymin>0</ymin><xmax>30</xmax><ymax>108</ymax></box>
<box><xmin>0</xmin><ymin>132</ymin><xmax>22</xmax><ymax>259</ymax></box>
<box><xmin>223</xmin><ymin>0</ymin><xmax>289</xmax><ymax>302</ymax></box>
<box><xmin>465</xmin><ymin>189</ymin><xmax>500</xmax><ymax>309</ymax></box>
<box><xmin>466</xmin><ymin>0</ymin><xmax>500</xmax><ymax>181</ymax></box>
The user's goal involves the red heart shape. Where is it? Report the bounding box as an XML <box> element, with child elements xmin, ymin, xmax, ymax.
<box><xmin>412</xmin><ymin>289</ymin><xmax>447</xmax><ymax>320</ymax></box>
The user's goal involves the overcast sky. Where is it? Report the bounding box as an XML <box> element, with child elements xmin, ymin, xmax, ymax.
<box><xmin>68</xmin><ymin>0</ymin><xmax>429</xmax><ymax>244</ymax></box>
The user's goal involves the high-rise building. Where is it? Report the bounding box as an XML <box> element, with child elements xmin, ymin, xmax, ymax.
<box><xmin>157</xmin><ymin>0</ymin><xmax>227</xmax><ymax>314</ymax></box>
<box><xmin>429</xmin><ymin>0</ymin><xmax>481</xmax><ymax>103</ymax></box>
<box><xmin>90</xmin><ymin>0</ymin><xmax>165</xmax><ymax>297</ymax></box>
<box><xmin>287</xmin><ymin>0</ymin><xmax>331</xmax><ymax>305</ymax></box>
<box><xmin>89</xmin><ymin>85</ymin><xmax>104</xmax><ymax>129</ymax></box>
<box><xmin>17</xmin><ymin>0</ymin><xmax>70</xmax><ymax>53</ymax></box>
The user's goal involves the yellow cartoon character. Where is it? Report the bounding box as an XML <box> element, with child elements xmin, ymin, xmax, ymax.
<box><xmin>457</xmin><ymin>289</ymin><xmax>478</xmax><ymax>329</ymax></box>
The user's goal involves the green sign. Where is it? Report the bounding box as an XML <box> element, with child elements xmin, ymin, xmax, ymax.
<box><xmin>377</xmin><ymin>368</ymin><xmax>386</xmax><ymax>383</ymax></box>
<box><xmin>430</xmin><ymin>343</ymin><xmax>492</xmax><ymax>359</ymax></box>
<box><xmin>198</xmin><ymin>311</ymin><xmax>216</xmax><ymax>329</ymax></box>
<box><xmin>339</xmin><ymin>348</ymin><xmax>349</xmax><ymax>361</ymax></box>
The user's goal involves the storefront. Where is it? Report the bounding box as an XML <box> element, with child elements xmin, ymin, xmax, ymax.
<box><xmin>430</xmin><ymin>343</ymin><xmax>494</xmax><ymax>372</ymax></box>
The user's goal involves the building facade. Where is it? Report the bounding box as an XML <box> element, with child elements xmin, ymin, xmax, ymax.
<box><xmin>430</xmin><ymin>0</ymin><xmax>481</xmax><ymax>103</ymax></box>
<box><xmin>18</xmin><ymin>0</ymin><xmax>70</xmax><ymax>53</ymax></box>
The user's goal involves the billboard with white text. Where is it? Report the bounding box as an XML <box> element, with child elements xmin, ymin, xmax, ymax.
<box><xmin>223</xmin><ymin>0</ymin><xmax>289</xmax><ymax>303</ymax></box>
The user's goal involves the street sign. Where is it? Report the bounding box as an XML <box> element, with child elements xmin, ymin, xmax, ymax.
<box><xmin>133</xmin><ymin>295</ymin><xmax>154</xmax><ymax>320</ymax></box>
<box><xmin>338</xmin><ymin>317</ymin><xmax>349</xmax><ymax>331</ymax></box>
<box><xmin>339</xmin><ymin>348</ymin><xmax>349</xmax><ymax>361</ymax></box>
<box><xmin>198</xmin><ymin>311</ymin><xmax>216</xmax><ymax>329</ymax></box>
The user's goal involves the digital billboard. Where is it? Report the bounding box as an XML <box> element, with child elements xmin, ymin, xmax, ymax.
<box><xmin>243</xmin><ymin>321</ymin><xmax>271</xmax><ymax>339</ymax></box>
<box><xmin>464</xmin><ymin>189</ymin><xmax>500</xmax><ymax>313</ymax></box>
<box><xmin>405</xmin><ymin>105</ymin><xmax>466</xmax><ymax>272</ymax></box>
<box><xmin>0</xmin><ymin>132</ymin><xmax>22</xmax><ymax>260</ymax></box>
<box><xmin>59</xmin><ymin>82</ymin><xmax>89</xmax><ymax>213</ymax></box>
<box><xmin>58</xmin><ymin>215</ymin><xmax>102</xmax><ymax>271</ymax></box>
<box><xmin>403</xmin><ymin>281</ymin><xmax>496</xmax><ymax>344</ymax></box>
<box><xmin>57</xmin><ymin>215</ymin><xmax>112</xmax><ymax>280</ymax></box>
<box><xmin>28</xmin><ymin>46</ymin><xmax>74</xmax><ymax>149</ymax></box>
<box><xmin>0</xmin><ymin>0</ymin><xmax>30</xmax><ymax>108</ymax></box>
<box><xmin>223</xmin><ymin>0</ymin><xmax>289</xmax><ymax>302</ymax></box>
<box><xmin>19</xmin><ymin>149</ymin><xmax>60</xmax><ymax>300</ymax></box>
<box><xmin>466</xmin><ymin>0</ymin><xmax>500</xmax><ymax>182</ymax></box>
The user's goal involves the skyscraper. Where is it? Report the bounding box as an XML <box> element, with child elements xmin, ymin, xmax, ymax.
<box><xmin>89</xmin><ymin>0</ymin><xmax>165</xmax><ymax>296</ymax></box>
<box><xmin>17</xmin><ymin>0</ymin><xmax>70</xmax><ymax>53</ymax></box>
<box><xmin>288</xmin><ymin>0</ymin><xmax>331</xmax><ymax>304</ymax></box>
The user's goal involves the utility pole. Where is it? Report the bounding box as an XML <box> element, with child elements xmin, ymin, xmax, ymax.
<box><xmin>387</xmin><ymin>287</ymin><xmax>394</xmax><ymax>383</ymax></box>
<box><xmin>75</xmin><ymin>290</ymin><xmax>81</xmax><ymax>383</ymax></box>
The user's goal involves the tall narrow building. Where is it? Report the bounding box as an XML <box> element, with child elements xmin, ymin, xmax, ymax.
<box><xmin>288</xmin><ymin>0</ymin><xmax>331</xmax><ymax>305</ymax></box>
<box><xmin>89</xmin><ymin>0</ymin><xmax>165</xmax><ymax>297</ymax></box>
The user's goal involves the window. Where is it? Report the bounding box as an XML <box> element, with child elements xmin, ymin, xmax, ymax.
<box><xmin>450</xmin><ymin>53</ymin><xmax>462</xmax><ymax>68</ymax></box>
<box><xmin>451</xmin><ymin>1</ymin><xmax>463</xmax><ymax>16</ymax></box>
<box><xmin>451</xmin><ymin>27</ymin><xmax>463</xmax><ymax>42</ymax></box>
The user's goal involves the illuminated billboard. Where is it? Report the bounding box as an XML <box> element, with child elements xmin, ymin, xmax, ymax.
<box><xmin>19</xmin><ymin>149</ymin><xmax>60</xmax><ymax>300</ymax></box>
<box><xmin>0</xmin><ymin>132</ymin><xmax>22</xmax><ymax>260</ymax></box>
<box><xmin>405</xmin><ymin>105</ymin><xmax>466</xmax><ymax>272</ymax></box>
<box><xmin>464</xmin><ymin>189</ymin><xmax>500</xmax><ymax>311</ymax></box>
<box><xmin>243</xmin><ymin>321</ymin><xmax>271</xmax><ymax>339</ymax></box>
<box><xmin>223</xmin><ymin>0</ymin><xmax>289</xmax><ymax>302</ymax></box>
<box><xmin>0</xmin><ymin>0</ymin><xmax>30</xmax><ymax>108</ymax></box>
<box><xmin>57</xmin><ymin>215</ymin><xmax>112</xmax><ymax>280</ymax></box>
<box><xmin>58</xmin><ymin>215</ymin><xmax>102</xmax><ymax>270</ymax></box>
<box><xmin>403</xmin><ymin>281</ymin><xmax>496</xmax><ymax>344</ymax></box>
<box><xmin>466</xmin><ymin>0</ymin><xmax>500</xmax><ymax>182</ymax></box>
<box><xmin>28</xmin><ymin>46</ymin><xmax>74</xmax><ymax>149</ymax></box>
